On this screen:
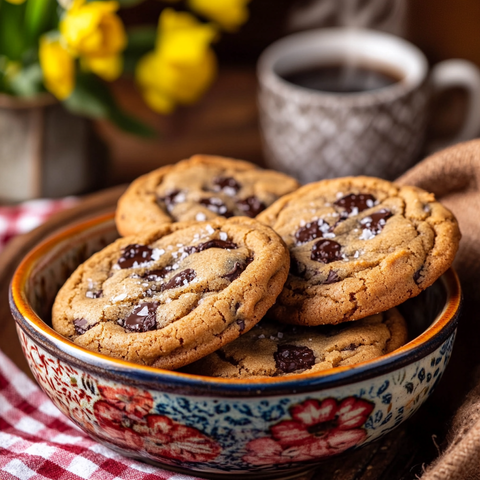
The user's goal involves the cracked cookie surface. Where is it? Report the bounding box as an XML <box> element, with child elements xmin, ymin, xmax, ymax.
<box><xmin>52</xmin><ymin>217</ymin><xmax>290</xmax><ymax>369</ymax></box>
<box><xmin>115</xmin><ymin>154</ymin><xmax>300</xmax><ymax>236</ymax></box>
<box><xmin>257</xmin><ymin>176</ymin><xmax>461</xmax><ymax>326</ymax></box>
<box><xmin>181</xmin><ymin>308</ymin><xmax>408</xmax><ymax>378</ymax></box>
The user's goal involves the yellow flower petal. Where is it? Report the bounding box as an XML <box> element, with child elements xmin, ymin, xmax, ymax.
<box><xmin>82</xmin><ymin>54</ymin><xmax>123</xmax><ymax>81</ymax></box>
<box><xmin>187</xmin><ymin>0</ymin><xmax>250</xmax><ymax>31</ymax></box>
<box><xmin>39</xmin><ymin>36</ymin><xmax>75</xmax><ymax>100</ymax></box>
<box><xmin>60</xmin><ymin>1</ymin><xmax>126</xmax><ymax>58</ymax></box>
<box><xmin>4</xmin><ymin>0</ymin><xmax>26</xmax><ymax>5</ymax></box>
<box><xmin>135</xmin><ymin>47</ymin><xmax>217</xmax><ymax>113</ymax></box>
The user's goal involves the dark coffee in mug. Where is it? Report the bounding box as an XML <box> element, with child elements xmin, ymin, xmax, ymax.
<box><xmin>282</xmin><ymin>63</ymin><xmax>403</xmax><ymax>93</ymax></box>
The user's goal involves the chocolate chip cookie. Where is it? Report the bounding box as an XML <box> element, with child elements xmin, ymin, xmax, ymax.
<box><xmin>257</xmin><ymin>176</ymin><xmax>461</xmax><ymax>326</ymax></box>
<box><xmin>182</xmin><ymin>308</ymin><xmax>408</xmax><ymax>378</ymax></box>
<box><xmin>115</xmin><ymin>154</ymin><xmax>300</xmax><ymax>236</ymax></box>
<box><xmin>52</xmin><ymin>217</ymin><xmax>290</xmax><ymax>369</ymax></box>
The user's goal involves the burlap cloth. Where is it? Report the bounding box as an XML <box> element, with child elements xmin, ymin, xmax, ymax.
<box><xmin>396</xmin><ymin>139</ymin><xmax>480</xmax><ymax>480</ymax></box>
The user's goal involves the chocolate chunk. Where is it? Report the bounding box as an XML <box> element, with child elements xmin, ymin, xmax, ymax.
<box><xmin>158</xmin><ymin>190</ymin><xmax>183</xmax><ymax>212</ymax></box>
<box><xmin>213</xmin><ymin>176</ymin><xmax>241</xmax><ymax>195</ymax></box>
<box><xmin>237</xmin><ymin>319</ymin><xmax>246</xmax><ymax>332</ymax></box>
<box><xmin>185</xmin><ymin>239</ymin><xmax>238</xmax><ymax>254</ymax></box>
<box><xmin>118</xmin><ymin>244</ymin><xmax>154</xmax><ymax>269</ymax></box>
<box><xmin>323</xmin><ymin>270</ymin><xmax>340</xmax><ymax>284</ymax></box>
<box><xmin>74</xmin><ymin>318</ymin><xmax>94</xmax><ymax>335</ymax></box>
<box><xmin>142</xmin><ymin>266</ymin><xmax>173</xmax><ymax>282</ymax></box>
<box><xmin>274</xmin><ymin>344</ymin><xmax>315</xmax><ymax>373</ymax></box>
<box><xmin>334</xmin><ymin>193</ymin><xmax>376</xmax><ymax>215</ymax></box>
<box><xmin>120</xmin><ymin>302</ymin><xmax>159</xmax><ymax>332</ymax></box>
<box><xmin>199</xmin><ymin>197</ymin><xmax>232</xmax><ymax>217</ymax></box>
<box><xmin>290</xmin><ymin>257</ymin><xmax>306</xmax><ymax>278</ymax></box>
<box><xmin>360</xmin><ymin>209</ymin><xmax>392</xmax><ymax>236</ymax></box>
<box><xmin>413</xmin><ymin>268</ymin><xmax>423</xmax><ymax>285</ymax></box>
<box><xmin>311</xmin><ymin>240</ymin><xmax>342</xmax><ymax>263</ymax></box>
<box><xmin>161</xmin><ymin>269</ymin><xmax>196</xmax><ymax>291</ymax></box>
<box><xmin>86</xmin><ymin>290</ymin><xmax>103</xmax><ymax>299</ymax></box>
<box><xmin>236</xmin><ymin>196</ymin><xmax>265</xmax><ymax>217</ymax></box>
<box><xmin>222</xmin><ymin>261</ymin><xmax>245</xmax><ymax>282</ymax></box>
<box><xmin>295</xmin><ymin>219</ymin><xmax>331</xmax><ymax>244</ymax></box>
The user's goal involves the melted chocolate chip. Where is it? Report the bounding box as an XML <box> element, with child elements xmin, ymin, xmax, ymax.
<box><xmin>311</xmin><ymin>240</ymin><xmax>342</xmax><ymax>263</ymax></box>
<box><xmin>161</xmin><ymin>269</ymin><xmax>196</xmax><ymax>291</ymax></box>
<box><xmin>142</xmin><ymin>266</ymin><xmax>173</xmax><ymax>281</ymax></box>
<box><xmin>237</xmin><ymin>319</ymin><xmax>245</xmax><ymax>332</ymax></box>
<box><xmin>323</xmin><ymin>270</ymin><xmax>340</xmax><ymax>284</ymax></box>
<box><xmin>295</xmin><ymin>219</ymin><xmax>331</xmax><ymax>244</ymax></box>
<box><xmin>118</xmin><ymin>244</ymin><xmax>154</xmax><ymax>269</ymax></box>
<box><xmin>74</xmin><ymin>318</ymin><xmax>93</xmax><ymax>335</ymax></box>
<box><xmin>274</xmin><ymin>344</ymin><xmax>315</xmax><ymax>373</ymax></box>
<box><xmin>86</xmin><ymin>290</ymin><xmax>103</xmax><ymax>299</ymax></box>
<box><xmin>222</xmin><ymin>262</ymin><xmax>245</xmax><ymax>282</ymax></box>
<box><xmin>199</xmin><ymin>197</ymin><xmax>232</xmax><ymax>217</ymax></box>
<box><xmin>360</xmin><ymin>209</ymin><xmax>392</xmax><ymax>236</ymax></box>
<box><xmin>158</xmin><ymin>190</ymin><xmax>183</xmax><ymax>212</ymax></box>
<box><xmin>334</xmin><ymin>193</ymin><xmax>376</xmax><ymax>215</ymax></box>
<box><xmin>185</xmin><ymin>239</ymin><xmax>237</xmax><ymax>254</ymax></box>
<box><xmin>213</xmin><ymin>176</ymin><xmax>241</xmax><ymax>194</ymax></box>
<box><xmin>236</xmin><ymin>196</ymin><xmax>265</xmax><ymax>217</ymax></box>
<box><xmin>120</xmin><ymin>302</ymin><xmax>159</xmax><ymax>332</ymax></box>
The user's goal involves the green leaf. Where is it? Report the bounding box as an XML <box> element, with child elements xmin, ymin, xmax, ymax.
<box><xmin>0</xmin><ymin>0</ymin><xmax>27</xmax><ymax>60</ymax></box>
<box><xmin>8</xmin><ymin>62</ymin><xmax>44</xmax><ymax>96</ymax></box>
<box><xmin>64</xmin><ymin>73</ymin><xmax>156</xmax><ymax>137</ymax></box>
<box><xmin>126</xmin><ymin>27</ymin><xmax>157</xmax><ymax>53</ymax></box>
<box><xmin>108</xmin><ymin>107</ymin><xmax>156</xmax><ymax>137</ymax></box>
<box><xmin>63</xmin><ymin>74</ymin><xmax>110</xmax><ymax>118</ymax></box>
<box><xmin>24</xmin><ymin>0</ymin><xmax>57</xmax><ymax>47</ymax></box>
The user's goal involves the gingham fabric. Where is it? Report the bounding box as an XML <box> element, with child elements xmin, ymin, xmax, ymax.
<box><xmin>0</xmin><ymin>350</ymin><xmax>199</xmax><ymax>480</ymax></box>
<box><xmin>0</xmin><ymin>198</ymin><xmax>78</xmax><ymax>251</ymax></box>
<box><xmin>0</xmin><ymin>199</ymin><xmax>200</xmax><ymax>479</ymax></box>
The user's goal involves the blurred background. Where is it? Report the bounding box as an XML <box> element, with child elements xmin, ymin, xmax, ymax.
<box><xmin>101</xmin><ymin>0</ymin><xmax>480</xmax><ymax>183</ymax></box>
<box><xmin>1</xmin><ymin>0</ymin><xmax>479</xmax><ymax>199</ymax></box>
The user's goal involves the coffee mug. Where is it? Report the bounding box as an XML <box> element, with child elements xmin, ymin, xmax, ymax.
<box><xmin>257</xmin><ymin>28</ymin><xmax>480</xmax><ymax>183</ymax></box>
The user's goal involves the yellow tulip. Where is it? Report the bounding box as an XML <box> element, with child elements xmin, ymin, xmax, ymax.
<box><xmin>82</xmin><ymin>54</ymin><xmax>123</xmax><ymax>81</ymax></box>
<box><xmin>39</xmin><ymin>36</ymin><xmax>75</xmax><ymax>100</ymax></box>
<box><xmin>60</xmin><ymin>0</ymin><xmax>126</xmax><ymax>60</ymax></box>
<box><xmin>157</xmin><ymin>8</ymin><xmax>218</xmax><ymax>64</ymax></box>
<box><xmin>136</xmin><ymin>9</ymin><xmax>217</xmax><ymax>114</ymax></box>
<box><xmin>187</xmin><ymin>0</ymin><xmax>250</xmax><ymax>32</ymax></box>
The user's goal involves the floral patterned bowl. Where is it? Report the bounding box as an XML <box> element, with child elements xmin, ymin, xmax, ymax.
<box><xmin>9</xmin><ymin>213</ymin><xmax>461</xmax><ymax>479</ymax></box>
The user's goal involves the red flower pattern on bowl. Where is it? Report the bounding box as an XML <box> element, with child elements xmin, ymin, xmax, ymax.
<box><xmin>92</xmin><ymin>385</ymin><xmax>221</xmax><ymax>462</ymax></box>
<box><xmin>244</xmin><ymin>397</ymin><xmax>374</xmax><ymax>465</ymax></box>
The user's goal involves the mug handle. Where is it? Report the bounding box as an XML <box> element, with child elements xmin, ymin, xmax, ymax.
<box><xmin>427</xmin><ymin>59</ymin><xmax>480</xmax><ymax>152</ymax></box>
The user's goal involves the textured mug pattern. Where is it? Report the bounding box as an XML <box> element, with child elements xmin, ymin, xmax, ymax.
<box><xmin>258</xmin><ymin>77</ymin><xmax>429</xmax><ymax>184</ymax></box>
<box><xmin>19</xmin><ymin>328</ymin><xmax>455</xmax><ymax>475</ymax></box>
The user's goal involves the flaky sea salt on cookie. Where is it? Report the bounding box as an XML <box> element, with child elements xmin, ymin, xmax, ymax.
<box><xmin>52</xmin><ymin>217</ymin><xmax>290</xmax><ymax>369</ymax></box>
<box><xmin>182</xmin><ymin>308</ymin><xmax>408</xmax><ymax>378</ymax></box>
<box><xmin>115</xmin><ymin>154</ymin><xmax>300</xmax><ymax>236</ymax></box>
<box><xmin>257</xmin><ymin>176</ymin><xmax>461</xmax><ymax>326</ymax></box>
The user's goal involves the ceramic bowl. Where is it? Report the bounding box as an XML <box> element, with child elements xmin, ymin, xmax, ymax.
<box><xmin>9</xmin><ymin>213</ymin><xmax>461</xmax><ymax>479</ymax></box>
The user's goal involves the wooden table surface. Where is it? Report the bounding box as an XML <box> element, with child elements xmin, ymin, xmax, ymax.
<box><xmin>0</xmin><ymin>67</ymin><xmax>455</xmax><ymax>480</ymax></box>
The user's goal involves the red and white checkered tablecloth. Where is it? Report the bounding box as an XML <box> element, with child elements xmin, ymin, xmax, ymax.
<box><xmin>0</xmin><ymin>198</ymin><xmax>201</xmax><ymax>480</ymax></box>
<box><xmin>0</xmin><ymin>198</ymin><xmax>78</xmax><ymax>251</ymax></box>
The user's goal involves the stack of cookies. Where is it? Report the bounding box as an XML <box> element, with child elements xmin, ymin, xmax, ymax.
<box><xmin>52</xmin><ymin>155</ymin><xmax>461</xmax><ymax>378</ymax></box>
